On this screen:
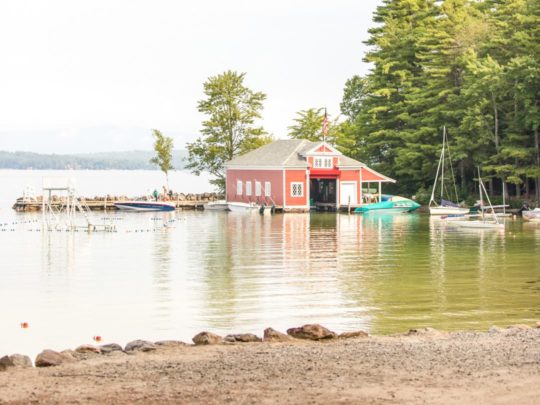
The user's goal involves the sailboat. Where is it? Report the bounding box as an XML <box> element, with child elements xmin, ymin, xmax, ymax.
<box><xmin>429</xmin><ymin>127</ymin><xmax>469</xmax><ymax>216</ymax></box>
<box><xmin>452</xmin><ymin>168</ymin><xmax>504</xmax><ymax>229</ymax></box>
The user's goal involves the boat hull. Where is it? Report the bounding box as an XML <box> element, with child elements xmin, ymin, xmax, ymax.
<box><xmin>430</xmin><ymin>206</ymin><xmax>469</xmax><ymax>216</ymax></box>
<box><xmin>204</xmin><ymin>201</ymin><xmax>229</xmax><ymax>211</ymax></box>
<box><xmin>227</xmin><ymin>202</ymin><xmax>259</xmax><ymax>212</ymax></box>
<box><xmin>114</xmin><ymin>201</ymin><xmax>176</xmax><ymax>212</ymax></box>
<box><xmin>354</xmin><ymin>197</ymin><xmax>420</xmax><ymax>214</ymax></box>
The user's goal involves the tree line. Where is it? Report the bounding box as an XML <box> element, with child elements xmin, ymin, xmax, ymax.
<box><xmin>186</xmin><ymin>1</ymin><xmax>539</xmax><ymax>202</ymax></box>
<box><xmin>335</xmin><ymin>0</ymin><xmax>539</xmax><ymax>202</ymax></box>
<box><xmin>0</xmin><ymin>150</ymin><xmax>187</xmax><ymax>170</ymax></box>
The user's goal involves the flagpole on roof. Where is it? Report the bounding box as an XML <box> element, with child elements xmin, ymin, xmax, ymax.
<box><xmin>322</xmin><ymin>107</ymin><xmax>328</xmax><ymax>144</ymax></box>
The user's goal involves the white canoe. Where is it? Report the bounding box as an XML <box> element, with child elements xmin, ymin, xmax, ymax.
<box><xmin>429</xmin><ymin>206</ymin><xmax>470</xmax><ymax>216</ymax></box>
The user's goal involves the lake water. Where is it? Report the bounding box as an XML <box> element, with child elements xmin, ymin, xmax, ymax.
<box><xmin>1</xmin><ymin>170</ymin><xmax>539</xmax><ymax>358</ymax></box>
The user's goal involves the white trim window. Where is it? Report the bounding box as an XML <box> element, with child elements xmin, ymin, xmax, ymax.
<box><xmin>314</xmin><ymin>157</ymin><xmax>333</xmax><ymax>169</ymax></box>
<box><xmin>236</xmin><ymin>180</ymin><xmax>243</xmax><ymax>195</ymax></box>
<box><xmin>245</xmin><ymin>181</ymin><xmax>252</xmax><ymax>196</ymax></box>
<box><xmin>255</xmin><ymin>181</ymin><xmax>262</xmax><ymax>197</ymax></box>
<box><xmin>265</xmin><ymin>181</ymin><xmax>271</xmax><ymax>197</ymax></box>
<box><xmin>291</xmin><ymin>182</ymin><xmax>304</xmax><ymax>197</ymax></box>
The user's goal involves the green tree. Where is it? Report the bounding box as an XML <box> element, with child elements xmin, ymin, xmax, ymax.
<box><xmin>287</xmin><ymin>108</ymin><xmax>354</xmax><ymax>156</ymax></box>
<box><xmin>288</xmin><ymin>108</ymin><xmax>326</xmax><ymax>142</ymax></box>
<box><xmin>340</xmin><ymin>0</ymin><xmax>539</xmax><ymax>201</ymax></box>
<box><xmin>150</xmin><ymin>129</ymin><xmax>174</xmax><ymax>188</ymax></box>
<box><xmin>186</xmin><ymin>70</ymin><xmax>271</xmax><ymax>191</ymax></box>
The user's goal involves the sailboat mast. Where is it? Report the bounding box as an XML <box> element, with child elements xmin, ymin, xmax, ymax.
<box><xmin>502</xmin><ymin>180</ymin><xmax>506</xmax><ymax>215</ymax></box>
<box><xmin>478</xmin><ymin>167</ymin><xmax>500</xmax><ymax>225</ymax></box>
<box><xmin>478</xmin><ymin>167</ymin><xmax>483</xmax><ymax>219</ymax></box>
<box><xmin>441</xmin><ymin>127</ymin><xmax>446</xmax><ymax>202</ymax></box>
<box><xmin>430</xmin><ymin>128</ymin><xmax>445</xmax><ymax>206</ymax></box>
<box><xmin>430</xmin><ymin>145</ymin><xmax>444</xmax><ymax>204</ymax></box>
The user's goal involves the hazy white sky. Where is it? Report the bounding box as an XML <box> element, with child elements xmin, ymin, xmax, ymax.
<box><xmin>0</xmin><ymin>0</ymin><xmax>380</xmax><ymax>153</ymax></box>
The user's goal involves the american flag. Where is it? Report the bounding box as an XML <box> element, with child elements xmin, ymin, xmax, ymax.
<box><xmin>322</xmin><ymin>108</ymin><xmax>329</xmax><ymax>138</ymax></box>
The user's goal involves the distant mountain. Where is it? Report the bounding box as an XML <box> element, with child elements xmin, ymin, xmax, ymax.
<box><xmin>0</xmin><ymin>150</ymin><xmax>188</xmax><ymax>170</ymax></box>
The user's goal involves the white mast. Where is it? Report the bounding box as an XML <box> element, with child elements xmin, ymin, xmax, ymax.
<box><xmin>430</xmin><ymin>129</ymin><xmax>445</xmax><ymax>206</ymax></box>
<box><xmin>478</xmin><ymin>167</ymin><xmax>483</xmax><ymax>219</ymax></box>
<box><xmin>478</xmin><ymin>167</ymin><xmax>500</xmax><ymax>225</ymax></box>
<box><xmin>441</xmin><ymin>126</ymin><xmax>445</xmax><ymax>203</ymax></box>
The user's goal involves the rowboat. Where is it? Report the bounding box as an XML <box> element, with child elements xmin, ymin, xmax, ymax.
<box><xmin>354</xmin><ymin>195</ymin><xmax>420</xmax><ymax>214</ymax></box>
<box><xmin>114</xmin><ymin>201</ymin><xmax>176</xmax><ymax>212</ymax></box>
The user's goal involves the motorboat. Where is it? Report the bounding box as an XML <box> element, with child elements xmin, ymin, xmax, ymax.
<box><xmin>523</xmin><ymin>208</ymin><xmax>540</xmax><ymax>222</ymax></box>
<box><xmin>227</xmin><ymin>201</ymin><xmax>259</xmax><ymax>212</ymax></box>
<box><xmin>204</xmin><ymin>200</ymin><xmax>229</xmax><ymax>211</ymax></box>
<box><xmin>114</xmin><ymin>201</ymin><xmax>176</xmax><ymax>212</ymax></box>
<box><xmin>354</xmin><ymin>195</ymin><xmax>420</xmax><ymax>213</ymax></box>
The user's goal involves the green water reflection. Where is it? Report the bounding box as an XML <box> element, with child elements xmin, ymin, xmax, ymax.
<box><xmin>197</xmin><ymin>212</ymin><xmax>540</xmax><ymax>334</ymax></box>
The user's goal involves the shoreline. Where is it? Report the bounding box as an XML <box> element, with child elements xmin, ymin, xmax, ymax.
<box><xmin>1</xmin><ymin>322</ymin><xmax>539</xmax><ymax>404</ymax></box>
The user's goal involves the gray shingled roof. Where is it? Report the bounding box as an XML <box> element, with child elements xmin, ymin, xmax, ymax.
<box><xmin>225</xmin><ymin>139</ymin><xmax>308</xmax><ymax>167</ymax></box>
<box><xmin>338</xmin><ymin>155</ymin><xmax>366</xmax><ymax>168</ymax></box>
<box><xmin>225</xmin><ymin>139</ymin><xmax>366</xmax><ymax>168</ymax></box>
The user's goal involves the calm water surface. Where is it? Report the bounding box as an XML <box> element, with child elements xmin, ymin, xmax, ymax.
<box><xmin>1</xmin><ymin>170</ymin><xmax>539</xmax><ymax>357</ymax></box>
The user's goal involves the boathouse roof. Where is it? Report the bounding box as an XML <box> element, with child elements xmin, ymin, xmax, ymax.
<box><xmin>225</xmin><ymin>139</ymin><xmax>366</xmax><ymax>169</ymax></box>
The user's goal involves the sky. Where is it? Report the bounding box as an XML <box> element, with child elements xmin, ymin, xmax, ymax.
<box><xmin>0</xmin><ymin>0</ymin><xmax>380</xmax><ymax>154</ymax></box>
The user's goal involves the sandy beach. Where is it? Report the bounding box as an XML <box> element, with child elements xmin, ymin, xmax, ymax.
<box><xmin>1</xmin><ymin>325</ymin><xmax>539</xmax><ymax>404</ymax></box>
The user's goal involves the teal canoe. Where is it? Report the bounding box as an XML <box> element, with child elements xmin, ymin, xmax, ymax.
<box><xmin>354</xmin><ymin>195</ymin><xmax>420</xmax><ymax>214</ymax></box>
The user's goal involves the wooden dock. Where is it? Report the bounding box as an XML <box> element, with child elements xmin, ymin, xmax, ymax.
<box><xmin>12</xmin><ymin>193</ymin><xmax>222</xmax><ymax>212</ymax></box>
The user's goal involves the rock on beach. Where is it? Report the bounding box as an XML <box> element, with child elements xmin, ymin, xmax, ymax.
<box><xmin>124</xmin><ymin>340</ymin><xmax>156</xmax><ymax>352</ymax></box>
<box><xmin>75</xmin><ymin>344</ymin><xmax>101</xmax><ymax>354</ymax></box>
<box><xmin>339</xmin><ymin>331</ymin><xmax>369</xmax><ymax>339</ymax></box>
<box><xmin>406</xmin><ymin>327</ymin><xmax>445</xmax><ymax>337</ymax></box>
<box><xmin>286</xmin><ymin>324</ymin><xmax>337</xmax><ymax>340</ymax></box>
<box><xmin>0</xmin><ymin>354</ymin><xmax>32</xmax><ymax>371</ymax></box>
<box><xmin>99</xmin><ymin>343</ymin><xmax>124</xmax><ymax>354</ymax></box>
<box><xmin>224</xmin><ymin>333</ymin><xmax>262</xmax><ymax>343</ymax></box>
<box><xmin>154</xmin><ymin>340</ymin><xmax>187</xmax><ymax>347</ymax></box>
<box><xmin>192</xmin><ymin>331</ymin><xmax>223</xmax><ymax>345</ymax></box>
<box><xmin>35</xmin><ymin>350</ymin><xmax>66</xmax><ymax>367</ymax></box>
<box><xmin>263</xmin><ymin>328</ymin><xmax>293</xmax><ymax>342</ymax></box>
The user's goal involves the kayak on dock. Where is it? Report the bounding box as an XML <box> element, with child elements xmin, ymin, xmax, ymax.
<box><xmin>354</xmin><ymin>195</ymin><xmax>420</xmax><ymax>214</ymax></box>
<box><xmin>114</xmin><ymin>201</ymin><xmax>176</xmax><ymax>212</ymax></box>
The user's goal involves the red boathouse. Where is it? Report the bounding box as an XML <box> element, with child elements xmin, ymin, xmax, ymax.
<box><xmin>225</xmin><ymin>139</ymin><xmax>395</xmax><ymax>212</ymax></box>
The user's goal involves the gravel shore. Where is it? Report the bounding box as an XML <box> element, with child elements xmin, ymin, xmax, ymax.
<box><xmin>1</xmin><ymin>326</ymin><xmax>539</xmax><ymax>404</ymax></box>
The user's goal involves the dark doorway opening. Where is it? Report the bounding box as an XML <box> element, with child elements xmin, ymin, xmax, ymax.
<box><xmin>310</xmin><ymin>178</ymin><xmax>337</xmax><ymax>207</ymax></box>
